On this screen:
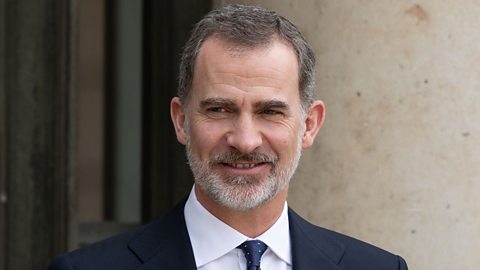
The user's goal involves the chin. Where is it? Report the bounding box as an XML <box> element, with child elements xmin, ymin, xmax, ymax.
<box><xmin>202</xmin><ymin>176</ymin><xmax>283</xmax><ymax>211</ymax></box>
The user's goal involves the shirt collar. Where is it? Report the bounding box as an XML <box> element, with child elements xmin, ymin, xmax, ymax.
<box><xmin>256</xmin><ymin>200</ymin><xmax>292</xmax><ymax>265</ymax></box>
<box><xmin>184</xmin><ymin>185</ymin><xmax>292</xmax><ymax>267</ymax></box>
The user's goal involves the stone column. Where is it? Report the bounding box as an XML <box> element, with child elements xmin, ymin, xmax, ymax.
<box><xmin>1</xmin><ymin>0</ymin><xmax>76</xmax><ymax>268</ymax></box>
<box><xmin>214</xmin><ymin>1</ymin><xmax>480</xmax><ymax>269</ymax></box>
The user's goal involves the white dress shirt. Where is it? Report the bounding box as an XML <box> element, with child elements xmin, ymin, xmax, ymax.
<box><xmin>184</xmin><ymin>186</ymin><xmax>292</xmax><ymax>270</ymax></box>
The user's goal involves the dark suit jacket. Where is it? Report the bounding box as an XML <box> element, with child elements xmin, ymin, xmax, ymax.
<box><xmin>48</xmin><ymin>201</ymin><xmax>408</xmax><ymax>270</ymax></box>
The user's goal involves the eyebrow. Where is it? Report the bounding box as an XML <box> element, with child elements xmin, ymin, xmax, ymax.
<box><xmin>199</xmin><ymin>97</ymin><xmax>237</xmax><ymax>109</ymax></box>
<box><xmin>199</xmin><ymin>97</ymin><xmax>290</xmax><ymax>111</ymax></box>
<box><xmin>254</xmin><ymin>100</ymin><xmax>290</xmax><ymax>111</ymax></box>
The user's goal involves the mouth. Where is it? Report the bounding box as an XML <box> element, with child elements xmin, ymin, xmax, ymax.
<box><xmin>224</xmin><ymin>162</ymin><xmax>264</xmax><ymax>169</ymax></box>
<box><xmin>218</xmin><ymin>162</ymin><xmax>269</xmax><ymax>175</ymax></box>
<box><xmin>209</xmin><ymin>151</ymin><xmax>277</xmax><ymax>176</ymax></box>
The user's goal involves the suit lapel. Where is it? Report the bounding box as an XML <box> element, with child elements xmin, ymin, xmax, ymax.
<box><xmin>125</xmin><ymin>201</ymin><xmax>346</xmax><ymax>270</ymax></box>
<box><xmin>128</xmin><ymin>201</ymin><xmax>197</xmax><ymax>270</ymax></box>
<box><xmin>289</xmin><ymin>209</ymin><xmax>345</xmax><ymax>270</ymax></box>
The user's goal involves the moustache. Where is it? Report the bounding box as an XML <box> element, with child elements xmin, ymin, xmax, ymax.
<box><xmin>209</xmin><ymin>151</ymin><xmax>278</xmax><ymax>164</ymax></box>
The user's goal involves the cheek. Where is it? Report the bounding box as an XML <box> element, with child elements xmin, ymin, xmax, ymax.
<box><xmin>189</xmin><ymin>122</ymin><xmax>226</xmax><ymax>157</ymax></box>
<box><xmin>264</xmin><ymin>126</ymin><xmax>300</xmax><ymax>157</ymax></box>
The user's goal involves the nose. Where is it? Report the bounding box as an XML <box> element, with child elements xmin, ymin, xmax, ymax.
<box><xmin>226</xmin><ymin>115</ymin><xmax>263</xmax><ymax>154</ymax></box>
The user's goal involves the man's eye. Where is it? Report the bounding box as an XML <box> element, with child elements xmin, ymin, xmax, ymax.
<box><xmin>262</xmin><ymin>110</ymin><xmax>282</xmax><ymax>115</ymax></box>
<box><xmin>207</xmin><ymin>107</ymin><xmax>227</xmax><ymax>113</ymax></box>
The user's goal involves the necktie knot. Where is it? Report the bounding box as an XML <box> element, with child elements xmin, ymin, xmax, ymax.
<box><xmin>238</xmin><ymin>240</ymin><xmax>268</xmax><ymax>270</ymax></box>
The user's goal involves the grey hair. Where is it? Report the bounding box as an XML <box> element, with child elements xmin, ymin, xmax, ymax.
<box><xmin>177</xmin><ymin>4</ymin><xmax>316</xmax><ymax>111</ymax></box>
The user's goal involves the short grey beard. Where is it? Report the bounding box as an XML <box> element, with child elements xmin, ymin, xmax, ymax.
<box><xmin>184</xmin><ymin>117</ymin><xmax>304</xmax><ymax>211</ymax></box>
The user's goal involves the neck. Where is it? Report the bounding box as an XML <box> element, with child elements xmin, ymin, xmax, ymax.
<box><xmin>195</xmin><ymin>185</ymin><xmax>288</xmax><ymax>238</ymax></box>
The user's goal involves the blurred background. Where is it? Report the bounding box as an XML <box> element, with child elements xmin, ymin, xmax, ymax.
<box><xmin>1</xmin><ymin>0</ymin><xmax>479</xmax><ymax>269</ymax></box>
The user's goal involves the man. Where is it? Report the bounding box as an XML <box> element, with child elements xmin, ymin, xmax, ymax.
<box><xmin>48</xmin><ymin>4</ymin><xmax>408</xmax><ymax>270</ymax></box>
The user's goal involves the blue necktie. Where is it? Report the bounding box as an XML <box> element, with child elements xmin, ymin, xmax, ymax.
<box><xmin>238</xmin><ymin>240</ymin><xmax>268</xmax><ymax>270</ymax></box>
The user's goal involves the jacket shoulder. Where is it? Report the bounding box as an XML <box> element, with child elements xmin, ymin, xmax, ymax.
<box><xmin>288</xmin><ymin>208</ymin><xmax>408</xmax><ymax>270</ymax></box>
<box><xmin>325</xmin><ymin>227</ymin><xmax>407</xmax><ymax>269</ymax></box>
<box><xmin>47</xmin><ymin>200</ymin><xmax>189</xmax><ymax>270</ymax></box>
<box><xmin>47</xmin><ymin>224</ymin><xmax>147</xmax><ymax>270</ymax></box>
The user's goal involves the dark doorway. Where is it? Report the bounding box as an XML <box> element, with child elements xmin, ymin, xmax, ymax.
<box><xmin>141</xmin><ymin>0</ymin><xmax>212</xmax><ymax>221</ymax></box>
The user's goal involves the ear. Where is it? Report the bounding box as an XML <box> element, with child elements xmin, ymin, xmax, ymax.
<box><xmin>301</xmin><ymin>100</ymin><xmax>326</xmax><ymax>149</ymax></box>
<box><xmin>170</xmin><ymin>97</ymin><xmax>187</xmax><ymax>145</ymax></box>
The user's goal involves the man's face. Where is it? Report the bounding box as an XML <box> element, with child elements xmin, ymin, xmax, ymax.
<box><xmin>171</xmin><ymin>38</ymin><xmax>323</xmax><ymax>210</ymax></box>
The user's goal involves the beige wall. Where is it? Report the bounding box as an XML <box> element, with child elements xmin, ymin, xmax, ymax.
<box><xmin>215</xmin><ymin>1</ymin><xmax>480</xmax><ymax>269</ymax></box>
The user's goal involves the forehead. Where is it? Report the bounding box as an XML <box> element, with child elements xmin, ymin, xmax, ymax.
<box><xmin>190</xmin><ymin>37</ymin><xmax>300</xmax><ymax>104</ymax></box>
